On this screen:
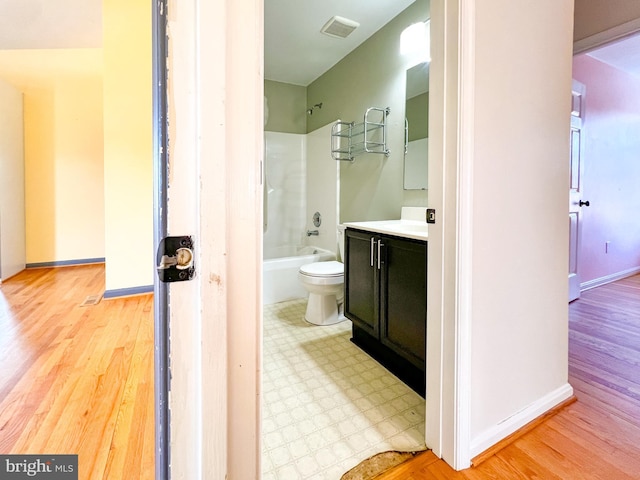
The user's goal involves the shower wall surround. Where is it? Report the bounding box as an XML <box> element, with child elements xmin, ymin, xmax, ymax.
<box><xmin>304</xmin><ymin>123</ymin><xmax>339</xmax><ymax>254</ymax></box>
<box><xmin>264</xmin><ymin>123</ymin><xmax>339</xmax><ymax>259</ymax></box>
<box><xmin>263</xmin><ymin>132</ymin><xmax>306</xmax><ymax>259</ymax></box>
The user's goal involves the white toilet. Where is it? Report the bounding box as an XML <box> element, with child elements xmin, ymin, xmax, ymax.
<box><xmin>298</xmin><ymin>225</ymin><xmax>346</xmax><ymax>325</ymax></box>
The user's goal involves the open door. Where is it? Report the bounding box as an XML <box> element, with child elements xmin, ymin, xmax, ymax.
<box><xmin>156</xmin><ymin>1</ymin><xmax>263</xmax><ymax>478</ymax></box>
<box><xmin>569</xmin><ymin>80</ymin><xmax>587</xmax><ymax>301</ymax></box>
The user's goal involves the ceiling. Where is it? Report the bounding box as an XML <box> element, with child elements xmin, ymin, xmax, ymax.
<box><xmin>0</xmin><ymin>0</ymin><xmax>101</xmax><ymax>49</ymax></box>
<box><xmin>264</xmin><ymin>0</ymin><xmax>416</xmax><ymax>86</ymax></box>
<box><xmin>2</xmin><ymin>0</ymin><xmax>640</xmax><ymax>83</ymax></box>
<box><xmin>0</xmin><ymin>0</ymin><xmax>414</xmax><ymax>87</ymax></box>
<box><xmin>586</xmin><ymin>32</ymin><xmax>640</xmax><ymax>78</ymax></box>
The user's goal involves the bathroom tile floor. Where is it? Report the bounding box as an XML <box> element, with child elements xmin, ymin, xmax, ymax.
<box><xmin>262</xmin><ymin>299</ymin><xmax>426</xmax><ymax>480</ymax></box>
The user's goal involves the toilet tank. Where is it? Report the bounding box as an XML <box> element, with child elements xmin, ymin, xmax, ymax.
<box><xmin>337</xmin><ymin>224</ymin><xmax>346</xmax><ymax>262</ymax></box>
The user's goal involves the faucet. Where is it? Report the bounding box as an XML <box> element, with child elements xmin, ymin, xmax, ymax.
<box><xmin>306</xmin><ymin>229</ymin><xmax>319</xmax><ymax>236</ymax></box>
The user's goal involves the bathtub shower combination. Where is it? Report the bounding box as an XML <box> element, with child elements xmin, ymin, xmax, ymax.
<box><xmin>263</xmin><ymin>126</ymin><xmax>340</xmax><ymax>306</ymax></box>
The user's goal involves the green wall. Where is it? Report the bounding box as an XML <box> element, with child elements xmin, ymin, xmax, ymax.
<box><xmin>264</xmin><ymin>80</ymin><xmax>307</xmax><ymax>133</ymax></box>
<box><xmin>307</xmin><ymin>0</ymin><xmax>429</xmax><ymax>222</ymax></box>
<box><xmin>264</xmin><ymin>0</ymin><xmax>430</xmax><ymax>222</ymax></box>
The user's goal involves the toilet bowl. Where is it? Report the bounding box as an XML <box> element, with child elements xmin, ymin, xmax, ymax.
<box><xmin>298</xmin><ymin>225</ymin><xmax>346</xmax><ymax>325</ymax></box>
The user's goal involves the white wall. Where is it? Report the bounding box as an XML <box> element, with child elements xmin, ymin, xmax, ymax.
<box><xmin>468</xmin><ymin>0</ymin><xmax>574</xmax><ymax>456</ymax></box>
<box><xmin>0</xmin><ymin>78</ymin><xmax>25</xmax><ymax>280</ymax></box>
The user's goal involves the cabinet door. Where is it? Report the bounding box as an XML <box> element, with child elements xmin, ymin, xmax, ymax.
<box><xmin>344</xmin><ymin>229</ymin><xmax>378</xmax><ymax>337</ymax></box>
<box><xmin>380</xmin><ymin>236</ymin><xmax>427</xmax><ymax>368</ymax></box>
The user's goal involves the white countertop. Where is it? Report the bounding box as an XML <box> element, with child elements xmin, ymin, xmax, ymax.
<box><xmin>343</xmin><ymin>219</ymin><xmax>428</xmax><ymax>241</ymax></box>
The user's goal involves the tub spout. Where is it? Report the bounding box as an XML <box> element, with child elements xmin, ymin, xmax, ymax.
<box><xmin>306</xmin><ymin>229</ymin><xmax>319</xmax><ymax>236</ymax></box>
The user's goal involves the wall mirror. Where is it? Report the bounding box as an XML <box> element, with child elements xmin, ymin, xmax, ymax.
<box><xmin>404</xmin><ymin>61</ymin><xmax>429</xmax><ymax>190</ymax></box>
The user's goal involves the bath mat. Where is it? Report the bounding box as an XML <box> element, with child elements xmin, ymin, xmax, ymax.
<box><xmin>340</xmin><ymin>450</ymin><xmax>426</xmax><ymax>480</ymax></box>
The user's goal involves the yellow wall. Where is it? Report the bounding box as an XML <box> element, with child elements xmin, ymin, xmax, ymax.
<box><xmin>102</xmin><ymin>0</ymin><xmax>153</xmax><ymax>293</ymax></box>
<box><xmin>0</xmin><ymin>0</ymin><xmax>153</xmax><ymax>294</ymax></box>
<box><xmin>0</xmin><ymin>49</ymin><xmax>105</xmax><ymax>264</ymax></box>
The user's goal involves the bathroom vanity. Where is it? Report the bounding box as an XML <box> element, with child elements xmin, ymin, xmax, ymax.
<box><xmin>343</xmin><ymin>219</ymin><xmax>427</xmax><ymax>396</ymax></box>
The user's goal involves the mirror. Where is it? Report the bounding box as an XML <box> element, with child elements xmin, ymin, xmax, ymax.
<box><xmin>404</xmin><ymin>61</ymin><xmax>429</xmax><ymax>190</ymax></box>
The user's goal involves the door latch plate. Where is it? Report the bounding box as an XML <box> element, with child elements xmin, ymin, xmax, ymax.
<box><xmin>157</xmin><ymin>236</ymin><xmax>195</xmax><ymax>282</ymax></box>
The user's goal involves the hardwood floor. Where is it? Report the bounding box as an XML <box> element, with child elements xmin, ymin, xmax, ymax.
<box><xmin>2</xmin><ymin>266</ymin><xmax>638</xmax><ymax>479</ymax></box>
<box><xmin>378</xmin><ymin>274</ymin><xmax>640</xmax><ymax>479</ymax></box>
<box><xmin>0</xmin><ymin>265</ymin><xmax>154</xmax><ymax>479</ymax></box>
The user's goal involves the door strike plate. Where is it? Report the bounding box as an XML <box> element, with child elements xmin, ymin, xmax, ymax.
<box><xmin>157</xmin><ymin>236</ymin><xmax>195</xmax><ymax>283</ymax></box>
<box><xmin>426</xmin><ymin>208</ymin><xmax>436</xmax><ymax>224</ymax></box>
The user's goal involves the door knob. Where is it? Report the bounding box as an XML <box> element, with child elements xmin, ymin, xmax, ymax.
<box><xmin>579</xmin><ymin>200</ymin><xmax>590</xmax><ymax>207</ymax></box>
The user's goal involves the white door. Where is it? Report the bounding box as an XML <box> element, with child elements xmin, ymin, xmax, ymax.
<box><xmin>160</xmin><ymin>1</ymin><xmax>263</xmax><ymax>478</ymax></box>
<box><xmin>569</xmin><ymin>80</ymin><xmax>587</xmax><ymax>302</ymax></box>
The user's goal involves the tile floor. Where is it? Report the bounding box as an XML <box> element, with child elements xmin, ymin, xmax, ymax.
<box><xmin>262</xmin><ymin>299</ymin><xmax>426</xmax><ymax>479</ymax></box>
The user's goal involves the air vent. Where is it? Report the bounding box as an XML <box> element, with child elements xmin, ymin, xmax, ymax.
<box><xmin>321</xmin><ymin>16</ymin><xmax>359</xmax><ymax>39</ymax></box>
<box><xmin>80</xmin><ymin>294</ymin><xmax>103</xmax><ymax>307</ymax></box>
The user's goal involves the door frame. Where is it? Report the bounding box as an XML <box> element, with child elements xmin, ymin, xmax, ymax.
<box><xmin>426</xmin><ymin>0</ymin><xmax>475</xmax><ymax>469</ymax></box>
<box><xmin>159</xmin><ymin>0</ymin><xmax>475</xmax><ymax>476</ymax></box>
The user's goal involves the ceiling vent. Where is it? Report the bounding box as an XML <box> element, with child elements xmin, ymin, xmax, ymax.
<box><xmin>321</xmin><ymin>16</ymin><xmax>360</xmax><ymax>39</ymax></box>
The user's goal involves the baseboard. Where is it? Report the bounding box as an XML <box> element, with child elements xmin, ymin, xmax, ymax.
<box><xmin>26</xmin><ymin>257</ymin><xmax>106</xmax><ymax>268</ymax></box>
<box><xmin>469</xmin><ymin>383</ymin><xmax>574</xmax><ymax>459</ymax></box>
<box><xmin>471</xmin><ymin>393</ymin><xmax>577</xmax><ymax>466</ymax></box>
<box><xmin>580</xmin><ymin>266</ymin><xmax>640</xmax><ymax>292</ymax></box>
<box><xmin>103</xmin><ymin>285</ymin><xmax>154</xmax><ymax>299</ymax></box>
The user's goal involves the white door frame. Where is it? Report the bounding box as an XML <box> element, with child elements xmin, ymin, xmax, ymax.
<box><xmin>161</xmin><ymin>0</ymin><xmax>476</xmax><ymax>476</ymax></box>
<box><xmin>426</xmin><ymin>0</ymin><xmax>475</xmax><ymax>469</ymax></box>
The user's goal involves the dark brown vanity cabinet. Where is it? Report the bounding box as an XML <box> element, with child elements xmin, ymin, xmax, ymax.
<box><xmin>344</xmin><ymin>228</ymin><xmax>427</xmax><ymax>396</ymax></box>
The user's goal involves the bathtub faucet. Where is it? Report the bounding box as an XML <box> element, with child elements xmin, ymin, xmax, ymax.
<box><xmin>306</xmin><ymin>229</ymin><xmax>319</xmax><ymax>236</ymax></box>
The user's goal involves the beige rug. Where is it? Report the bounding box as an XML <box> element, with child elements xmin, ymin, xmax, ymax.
<box><xmin>341</xmin><ymin>450</ymin><xmax>427</xmax><ymax>480</ymax></box>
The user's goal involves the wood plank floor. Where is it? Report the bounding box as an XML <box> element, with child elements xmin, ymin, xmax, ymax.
<box><xmin>2</xmin><ymin>266</ymin><xmax>639</xmax><ymax>479</ymax></box>
<box><xmin>378</xmin><ymin>274</ymin><xmax>640</xmax><ymax>479</ymax></box>
<box><xmin>0</xmin><ymin>265</ymin><xmax>154</xmax><ymax>480</ymax></box>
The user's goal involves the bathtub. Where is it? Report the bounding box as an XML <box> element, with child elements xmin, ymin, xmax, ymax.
<box><xmin>263</xmin><ymin>246</ymin><xmax>336</xmax><ymax>305</ymax></box>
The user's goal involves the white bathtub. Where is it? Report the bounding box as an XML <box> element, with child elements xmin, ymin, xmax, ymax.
<box><xmin>263</xmin><ymin>246</ymin><xmax>336</xmax><ymax>305</ymax></box>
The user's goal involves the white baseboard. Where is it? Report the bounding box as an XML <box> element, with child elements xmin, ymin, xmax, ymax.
<box><xmin>580</xmin><ymin>266</ymin><xmax>640</xmax><ymax>292</ymax></box>
<box><xmin>469</xmin><ymin>383</ymin><xmax>574</xmax><ymax>458</ymax></box>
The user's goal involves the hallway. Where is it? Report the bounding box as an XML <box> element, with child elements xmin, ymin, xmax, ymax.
<box><xmin>375</xmin><ymin>274</ymin><xmax>640</xmax><ymax>478</ymax></box>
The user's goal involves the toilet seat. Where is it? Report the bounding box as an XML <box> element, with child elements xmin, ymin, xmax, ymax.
<box><xmin>299</xmin><ymin>261</ymin><xmax>343</xmax><ymax>277</ymax></box>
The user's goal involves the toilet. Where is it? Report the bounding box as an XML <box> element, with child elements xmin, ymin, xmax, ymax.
<box><xmin>298</xmin><ymin>225</ymin><xmax>346</xmax><ymax>325</ymax></box>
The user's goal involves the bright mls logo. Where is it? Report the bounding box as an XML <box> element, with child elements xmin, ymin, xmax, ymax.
<box><xmin>0</xmin><ymin>455</ymin><xmax>77</xmax><ymax>480</ymax></box>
